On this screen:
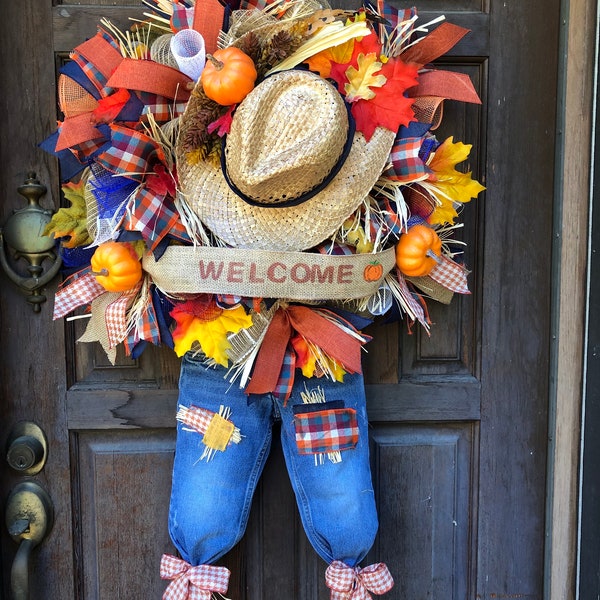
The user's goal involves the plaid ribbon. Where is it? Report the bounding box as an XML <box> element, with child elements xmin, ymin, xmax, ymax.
<box><xmin>96</xmin><ymin>124</ymin><xmax>165</xmax><ymax>182</ymax></box>
<box><xmin>387</xmin><ymin>136</ymin><xmax>429</xmax><ymax>184</ymax></box>
<box><xmin>53</xmin><ymin>270</ymin><xmax>105</xmax><ymax>319</ymax></box>
<box><xmin>325</xmin><ymin>561</ymin><xmax>394</xmax><ymax>600</ymax></box>
<box><xmin>429</xmin><ymin>255</ymin><xmax>470</xmax><ymax>294</ymax></box>
<box><xmin>294</xmin><ymin>408</ymin><xmax>358</xmax><ymax>455</ymax></box>
<box><xmin>160</xmin><ymin>555</ymin><xmax>230</xmax><ymax>600</ymax></box>
<box><xmin>171</xmin><ymin>4</ymin><xmax>194</xmax><ymax>31</ymax></box>
<box><xmin>272</xmin><ymin>346</ymin><xmax>296</xmax><ymax>402</ymax></box>
<box><xmin>373</xmin><ymin>2</ymin><xmax>415</xmax><ymax>38</ymax></box>
<box><xmin>125</xmin><ymin>186</ymin><xmax>190</xmax><ymax>251</ymax></box>
<box><xmin>394</xmin><ymin>271</ymin><xmax>430</xmax><ymax>331</ymax></box>
<box><xmin>124</xmin><ymin>289</ymin><xmax>162</xmax><ymax>354</ymax></box>
<box><xmin>140</xmin><ymin>93</ymin><xmax>189</xmax><ymax>122</ymax></box>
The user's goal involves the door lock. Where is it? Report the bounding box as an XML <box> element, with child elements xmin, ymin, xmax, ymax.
<box><xmin>6</xmin><ymin>422</ymin><xmax>48</xmax><ymax>474</ymax></box>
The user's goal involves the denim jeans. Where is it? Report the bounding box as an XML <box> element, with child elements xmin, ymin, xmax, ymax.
<box><xmin>168</xmin><ymin>353</ymin><xmax>379</xmax><ymax>567</ymax></box>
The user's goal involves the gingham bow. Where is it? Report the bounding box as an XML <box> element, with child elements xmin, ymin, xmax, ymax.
<box><xmin>325</xmin><ymin>561</ymin><xmax>394</xmax><ymax>600</ymax></box>
<box><xmin>160</xmin><ymin>554</ymin><xmax>230</xmax><ymax>600</ymax></box>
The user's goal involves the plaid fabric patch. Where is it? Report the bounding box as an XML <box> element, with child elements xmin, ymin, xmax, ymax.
<box><xmin>160</xmin><ymin>554</ymin><xmax>230</xmax><ymax>600</ymax></box>
<box><xmin>124</xmin><ymin>292</ymin><xmax>161</xmax><ymax>354</ymax></box>
<box><xmin>429</xmin><ymin>255</ymin><xmax>471</xmax><ymax>294</ymax></box>
<box><xmin>395</xmin><ymin>271</ymin><xmax>430</xmax><ymax>330</ymax></box>
<box><xmin>96</xmin><ymin>124</ymin><xmax>163</xmax><ymax>181</ymax></box>
<box><xmin>387</xmin><ymin>136</ymin><xmax>429</xmax><ymax>184</ymax></box>
<box><xmin>373</xmin><ymin>2</ymin><xmax>415</xmax><ymax>38</ymax></box>
<box><xmin>53</xmin><ymin>270</ymin><xmax>105</xmax><ymax>320</ymax></box>
<box><xmin>294</xmin><ymin>407</ymin><xmax>359</xmax><ymax>455</ymax></box>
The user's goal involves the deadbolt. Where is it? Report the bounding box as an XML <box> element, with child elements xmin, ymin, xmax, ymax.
<box><xmin>6</xmin><ymin>422</ymin><xmax>48</xmax><ymax>474</ymax></box>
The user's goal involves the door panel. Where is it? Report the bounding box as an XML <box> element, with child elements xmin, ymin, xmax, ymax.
<box><xmin>0</xmin><ymin>1</ymin><xmax>558</xmax><ymax>599</ymax></box>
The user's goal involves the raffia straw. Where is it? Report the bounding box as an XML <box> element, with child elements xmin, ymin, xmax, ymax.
<box><xmin>387</xmin><ymin>14</ymin><xmax>446</xmax><ymax>58</ymax></box>
<box><xmin>265</xmin><ymin>20</ymin><xmax>370</xmax><ymax>75</ymax></box>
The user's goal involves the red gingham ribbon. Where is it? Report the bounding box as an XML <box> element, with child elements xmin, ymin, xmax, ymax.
<box><xmin>53</xmin><ymin>271</ymin><xmax>105</xmax><ymax>319</ymax></box>
<box><xmin>160</xmin><ymin>555</ymin><xmax>230</xmax><ymax>600</ymax></box>
<box><xmin>325</xmin><ymin>561</ymin><xmax>394</xmax><ymax>600</ymax></box>
<box><xmin>429</xmin><ymin>255</ymin><xmax>471</xmax><ymax>294</ymax></box>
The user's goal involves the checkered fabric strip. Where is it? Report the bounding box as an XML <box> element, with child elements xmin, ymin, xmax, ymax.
<box><xmin>53</xmin><ymin>271</ymin><xmax>105</xmax><ymax>320</ymax></box>
<box><xmin>387</xmin><ymin>137</ymin><xmax>429</xmax><ymax>184</ymax></box>
<box><xmin>160</xmin><ymin>554</ymin><xmax>230</xmax><ymax>600</ymax></box>
<box><xmin>314</xmin><ymin>241</ymin><xmax>355</xmax><ymax>256</ymax></box>
<box><xmin>429</xmin><ymin>255</ymin><xmax>470</xmax><ymax>294</ymax></box>
<box><xmin>105</xmin><ymin>282</ymin><xmax>142</xmax><ymax>348</ymax></box>
<box><xmin>140</xmin><ymin>92</ymin><xmax>189</xmax><ymax>122</ymax></box>
<box><xmin>294</xmin><ymin>408</ymin><xmax>359</xmax><ymax>455</ymax></box>
<box><xmin>325</xmin><ymin>561</ymin><xmax>394</xmax><ymax>600</ymax></box>
<box><xmin>96</xmin><ymin>124</ymin><xmax>163</xmax><ymax>181</ymax></box>
<box><xmin>176</xmin><ymin>405</ymin><xmax>215</xmax><ymax>436</ymax></box>
<box><xmin>70</xmin><ymin>53</ymin><xmax>108</xmax><ymax>96</ymax></box>
<box><xmin>273</xmin><ymin>347</ymin><xmax>296</xmax><ymax>402</ymax></box>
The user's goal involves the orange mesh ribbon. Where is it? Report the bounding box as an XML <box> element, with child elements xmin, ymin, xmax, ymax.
<box><xmin>192</xmin><ymin>0</ymin><xmax>225</xmax><ymax>54</ymax></box>
<box><xmin>106</xmin><ymin>59</ymin><xmax>192</xmax><ymax>101</ymax></box>
<box><xmin>245</xmin><ymin>306</ymin><xmax>364</xmax><ymax>396</ymax></box>
<box><xmin>401</xmin><ymin>22</ymin><xmax>470</xmax><ymax>67</ymax></box>
<box><xmin>73</xmin><ymin>33</ymin><xmax>124</xmax><ymax>81</ymax></box>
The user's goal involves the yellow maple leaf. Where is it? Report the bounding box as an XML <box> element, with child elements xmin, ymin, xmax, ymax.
<box><xmin>304</xmin><ymin>39</ymin><xmax>355</xmax><ymax>78</ymax></box>
<box><xmin>172</xmin><ymin>306</ymin><xmax>253</xmax><ymax>366</ymax></box>
<box><xmin>425</xmin><ymin>137</ymin><xmax>485</xmax><ymax>225</ymax></box>
<box><xmin>44</xmin><ymin>178</ymin><xmax>92</xmax><ymax>248</ymax></box>
<box><xmin>344</xmin><ymin>53</ymin><xmax>387</xmax><ymax>102</ymax></box>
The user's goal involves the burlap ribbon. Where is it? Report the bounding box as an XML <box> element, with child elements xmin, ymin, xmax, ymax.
<box><xmin>325</xmin><ymin>561</ymin><xmax>394</xmax><ymax>600</ymax></box>
<box><xmin>143</xmin><ymin>246</ymin><xmax>396</xmax><ymax>301</ymax></box>
<box><xmin>160</xmin><ymin>555</ymin><xmax>230</xmax><ymax>600</ymax></box>
<box><xmin>244</xmin><ymin>305</ymin><xmax>364</xmax><ymax>395</ymax></box>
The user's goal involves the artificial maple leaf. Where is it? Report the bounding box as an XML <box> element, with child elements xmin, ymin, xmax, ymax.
<box><xmin>91</xmin><ymin>88</ymin><xmax>131</xmax><ymax>124</ymax></box>
<box><xmin>349</xmin><ymin>57</ymin><xmax>418</xmax><ymax>140</ymax></box>
<box><xmin>146</xmin><ymin>164</ymin><xmax>176</xmax><ymax>197</ymax></box>
<box><xmin>207</xmin><ymin>105</ymin><xmax>235</xmax><ymax>137</ymax></box>
<box><xmin>424</xmin><ymin>136</ymin><xmax>486</xmax><ymax>224</ymax></box>
<box><xmin>44</xmin><ymin>179</ymin><xmax>92</xmax><ymax>248</ymax></box>
<box><xmin>291</xmin><ymin>334</ymin><xmax>317</xmax><ymax>378</ymax></box>
<box><xmin>171</xmin><ymin>300</ymin><xmax>253</xmax><ymax>366</ymax></box>
<box><xmin>344</xmin><ymin>53</ymin><xmax>387</xmax><ymax>102</ymax></box>
<box><xmin>304</xmin><ymin>39</ymin><xmax>355</xmax><ymax>78</ymax></box>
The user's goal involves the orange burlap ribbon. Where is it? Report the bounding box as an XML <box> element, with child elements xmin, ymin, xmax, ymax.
<box><xmin>245</xmin><ymin>305</ymin><xmax>363</xmax><ymax>396</ymax></box>
<box><xmin>192</xmin><ymin>0</ymin><xmax>224</xmax><ymax>55</ymax></box>
<box><xmin>74</xmin><ymin>33</ymin><xmax>124</xmax><ymax>81</ymax></box>
<box><xmin>106</xmin><ymin>59</ymin><xmax>192</xmax><ymax>101</ymax></box>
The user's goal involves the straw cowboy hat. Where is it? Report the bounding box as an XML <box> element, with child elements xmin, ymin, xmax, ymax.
<box><xmin>176</xmin><ymin>68</ymin><xmax>395</xmax><ymax>251</ymax></box>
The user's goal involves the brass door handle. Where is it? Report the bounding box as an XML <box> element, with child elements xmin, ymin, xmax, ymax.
<box><xmin>5</xmin><ymin>481</ymin><xmax>54</xmax><ymax>600</ymax></box>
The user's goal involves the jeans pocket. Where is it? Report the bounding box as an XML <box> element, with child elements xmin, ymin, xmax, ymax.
<box><xmin>293</xmin><ymin>401</ymin><xmax>359</xmax><ymax>455</ymax></box>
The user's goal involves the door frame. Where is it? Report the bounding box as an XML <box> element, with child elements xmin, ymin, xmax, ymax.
<box><xmin>546</xmin><ymin>0</ymin><xmax>596</xmax><ymax>598</ymax></box>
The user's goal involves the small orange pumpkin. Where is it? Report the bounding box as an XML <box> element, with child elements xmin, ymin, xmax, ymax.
<box><xmin>201</xmin><ymin>47</ymin><xmax>257</xmax><ymax>106</ymax></box>
<box><xmin>90</xmin><ymin>241</ymin><xmax>143</xmax><ymax>292</ymax></box>
<box><xmin>364</xmin><ymin>261</ymin><xmax>384</xmax><ymax>282</ymax></box>
<box><xmin>395</xmin><ymin>224</ymin><xmax>442</xmax><ymax>277</ymax></box>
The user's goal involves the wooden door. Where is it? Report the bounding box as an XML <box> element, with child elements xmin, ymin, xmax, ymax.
<box><xmin>0</xmin><ymin>0</ymin><xmax>559</xmax><ymax>598</ymax></box>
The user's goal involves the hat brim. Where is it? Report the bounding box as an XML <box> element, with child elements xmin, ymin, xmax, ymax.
<box><xmin>176</xmin><ymin>122</ymin><xmax>394</xmax><ymax>252</ymax></box>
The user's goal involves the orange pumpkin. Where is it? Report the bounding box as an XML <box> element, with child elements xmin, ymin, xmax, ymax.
<box><xmin>364</xmin><ymin>261</ymin><xmax>384</xmax><ymax>282</ymax></box>
<box><xmin>90</xmin><ymin>241</ymin><xmax>143</xmax><ymax>292</ymax></box>
<box><xmin>395</xmin><ymin>224</ymin><xmax>442</xmax><ymax>277</ymax></box>
<box><xmin>201</xmin><ymin>47</ymin><xmax>257</xmax><ymax>106</ymax></box>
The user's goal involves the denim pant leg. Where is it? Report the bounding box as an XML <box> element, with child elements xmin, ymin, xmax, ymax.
<box><xmin>168</xmin><ymin>354</ymin><xmax>274</xmax><ymax>565</ymax></box>
<box><xmin>279</xmin><ymin>372</ymin><xmax>379</xmax><ymax>567</ymax></box>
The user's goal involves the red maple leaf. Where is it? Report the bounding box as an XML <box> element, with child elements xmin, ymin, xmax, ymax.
<box><xmin>207</xmin><ymin>105</ymin><xmax>235</xmax><ymax>137</ymax></box>
<box><xmin>146</xmin><ymin>164</ymin><xmax>176</xmax><ymax>197</ymax></box>
<box><xmin>350</xmin><ymin>58</ymin><xmax>419</xmax><ymax>140</ymax></box>
<box><xmin>91</xmin><ymin>88</ymin><xmax>131</xmax><ymax>124</ymax></box>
